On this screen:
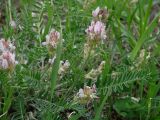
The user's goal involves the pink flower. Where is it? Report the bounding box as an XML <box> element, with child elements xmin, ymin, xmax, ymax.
<box><xmin>0</xmin><ymin>51</ymin><xmax>16</xmax><ymax>70</ymax></box>
<box><xmin>0</xmin><ymin>59</ymin><xmax>8</xmax><ymax>69</ymax></box>
<box><xmin>94</xmin><ymin>21</ymin><xmax>103</xmax><ymax>34</ymax></box>
<box><xmin>42</xmin><ymin>29</ymin><xmax>60</xmax><ymax>48</ymax></box>
<box><xmin>85</xmin><ymin>21</ymin><xmax>106</xmax><ymax>40</ymax></box>
<box><xmin>2</xmin><ymin>51</ymin><xmax>15</xmax><ymax>64</ymax></box>
<box><xmin>0</xmin><ymin>39</ymin><xmax>15</xmax><ymax>52</ymax></box>
<box><xmin>0</xmin><ymin>38</ymin><xmax>16</xmax><ymax>70</ymax></box>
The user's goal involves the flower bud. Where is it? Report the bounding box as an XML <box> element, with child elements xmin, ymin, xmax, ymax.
<box><xmin>42</xmin><ymin>29</ymin><xmax>60</xmax><ymax>52</ymax></box>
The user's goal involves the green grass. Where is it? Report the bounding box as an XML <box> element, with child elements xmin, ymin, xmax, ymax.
<box><xmin>0</xmin><ymin>0</ymin><xmax>160</xmax><ymax>120</ymax></box>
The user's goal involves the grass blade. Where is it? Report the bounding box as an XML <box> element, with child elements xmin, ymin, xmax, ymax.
<box><xmin>50</xmin><ymin>23</ymin><xmax>63</xmax><ymax>101</ymax></box>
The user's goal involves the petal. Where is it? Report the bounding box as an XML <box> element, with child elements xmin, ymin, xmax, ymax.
<box><xmin>2</xmin><ymin>59</ymin><xmax>8</xmax><ymax>69</ymax></box>
<box><xmin>78</xmin><ymin>89</ymin><xmax>84</xmax><ymax>97</ymax></box>
<box><xmin>42</xmin><ymin>42</ymin><xmax>48</xmax><ymax>46</ymax></box>
<box><xmin>92</xmin><ymin>7</ymin><xmax>100</xmax><ymax>17</ymax></box>
<box><xmin>45</xmin><ymin>35</ymin><xmax>50</xmax><ymax>41</ymax></box>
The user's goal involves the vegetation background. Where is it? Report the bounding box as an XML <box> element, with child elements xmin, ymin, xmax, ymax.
<box><xmin>0</xmin><ymin>0</ymin><xmax>160</xmax><ymax>120</ymax></box>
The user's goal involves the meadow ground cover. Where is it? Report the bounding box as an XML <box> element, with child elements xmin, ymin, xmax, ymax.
<box><xmin>0</xmin><ymin>0</ymin><xmax>160</xmax><ymax>120</ymax></box>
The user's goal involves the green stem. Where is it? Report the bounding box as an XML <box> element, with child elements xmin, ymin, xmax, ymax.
<box><xmin>50</xmin><ymin>25</ymin><xmax>62</xmax><ymax>101</ymax></box>
<box><xmin>8</xmin><ymin>0</ymin><xmax>12</xmax><ymax>21</ymax></box>
<box><xmin>94</xmin><ymin>88</ymin><xmax>111</xmax><ymax>120</ymax></box>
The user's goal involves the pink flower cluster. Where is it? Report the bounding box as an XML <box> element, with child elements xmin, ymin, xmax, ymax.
<box><xmin>42</xmin><ymin>29</ymin><xmax>60</xmax><ymax>48</ymax></box>
<box><xmin>85</xmin><ymin>21</ymin><xmax>106</xmax><ymax>40</ymax></box>
<box><xmin>0</xmin><ymin>39</ymin><xmax>16</xmax><ymax>70</ymax></box>
<box><xmin>85</xmin><ymin>7</ymin><xmax>108</xmax><ymax>42</ymax></box>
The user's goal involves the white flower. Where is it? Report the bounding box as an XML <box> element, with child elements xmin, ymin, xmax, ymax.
<box><xmin>131</xmin><ymin>97</ymin><xmax>140</xmax><ymax>102</ymax></box>
<box><xmin>10</xmin><ymin>20</ymin><xmax>16</xmax><ymax>29</ymax></box>
<box><xmin>75</xmin><ymin>85</ymin><xmax>98</xmax><ymax>104</ymax></box>
<box><xmin>48</xmin><ymin>56</ymin><xmax>56</xmax><ymax>64</ymax></box>
<box><xmin>92</xmin><ymin>7</ymin><xmax>100</xmax><ymax>17</ymax></box>
<box><xmin>85</xmin><ymin>61</ymin><xmax>105</xmax><ymax>80</ymax></box>
<box><xmin>9</xmin><ymin>43</ymin><xmax>16</xmax><ymax>51</ymax></box>
<box><xmin>31</xmin><ymin>12</ymin><xmax>37</xmax><ymax>17</ymax></box>
<box><xmin>58</xmin><ymin>60</ymin><xmax>70</xmax><ymax>76</ymax></box>
<box><xmin>42</xmin><ymin>42</ymin><xmax>48</xmax><ymax>46</ymax></box>
<box><xmin>78</xmin><ymin>88</ymin><xmax>85</xmax><ymax>98</ymax></box>
<box><xmin>92</xmin><ymin>7</ymin><xmax>109</xmax><ymax>20</ymax></box>
<box><xmin>0</xmin><ymin>39</ymin><xmax>8</xmax><ymax>52</ymax></box>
